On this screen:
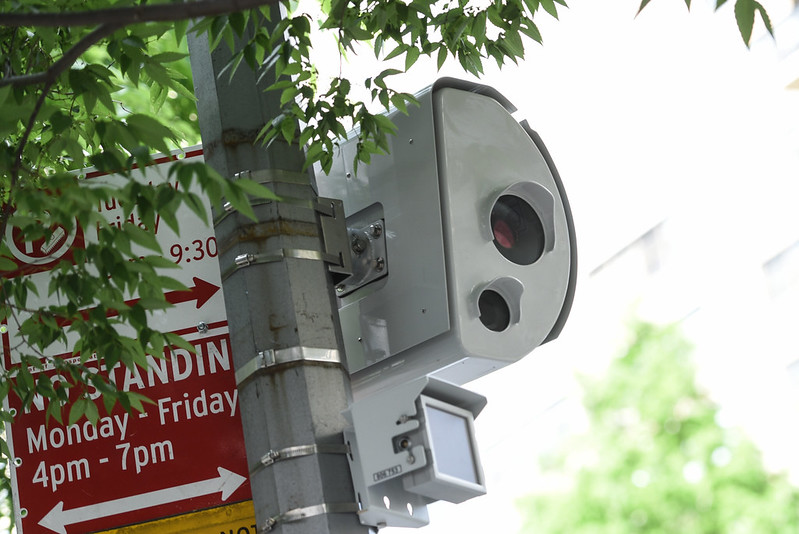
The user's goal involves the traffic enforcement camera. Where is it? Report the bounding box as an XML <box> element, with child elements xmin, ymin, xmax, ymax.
<box><xmin>317</xmin><ymin>78</ymin><xmax>577</xmax><ymax>396</ymax></box>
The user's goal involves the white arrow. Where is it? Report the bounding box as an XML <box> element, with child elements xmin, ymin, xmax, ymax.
<box><xmin>38</xmin><ymin>467</ymin><xmax>247</xmax><ymax>534</ymax></box>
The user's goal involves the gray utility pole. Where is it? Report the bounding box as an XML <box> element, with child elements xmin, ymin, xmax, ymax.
<box><xmin>187</xmin><ymin>25</ymin><xmax>370</xmax><ymax>534</ymax></box>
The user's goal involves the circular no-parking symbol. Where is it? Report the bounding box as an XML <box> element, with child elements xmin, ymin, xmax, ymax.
<box><xmin>5</xmin><ymin>219</ymin><xmax>77</xmax><ymax>266</ymax></box>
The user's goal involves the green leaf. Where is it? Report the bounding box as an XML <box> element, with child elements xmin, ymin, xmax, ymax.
<box><xmin>68</xmin><ymin>397</ymin><xmax>89</xmax><ymax>425</ymax></box>
<box><xmin>125</xmin><ymin>114</ymin><xmax>175</xmax><ymax>154</ymax></box>
<box><xmin>504</xmin><ymin>30</ymin><xmax>525</xmax><ymax>57</ymax></box>
<box><xmin>0</xmin><ymin>85</ymin><xmax>11</xmax><ymax>107</ymax></box>
<box><xmin>47</xmin><ymin>399</ymin><xmax>64</xmax><ymax>424</ymax></box>
<box><xmin>164</xmin><ymin>333</ymin><xmax>196</xmax><ymax>354</ymax></box>
<box><xmin>50</xmin><ymin>110</ymin><xmax>73</xmax><ymax>135</ymax></box>
<box><xmin>0</xmin><ymin>256</ymin><xmax>16</xmax><ymax>272</ymax></box>
<box><xmin>124</xmin><ymin>223</ymin><xmax>161</xmax><ymax>253</ymax></box>
<box><xmin>235</xmin><ymin>178</ymin><xmax>281</xmax><ymax>200</ymax></box>
<box><xmin>437</xmin><ymin>46</ymin><xmax>448</xmax><ymax>70</ymax></box>
<box><xmin>754</xmin><ymin>0</ymin><xmax>774</xmax><ymax>38</ymax></box>
<box><xmin>405</xmin><ymin>47</ymin><xmax>421</xmax><ymax>71</ymax></box>
<box><xmin>734</xmin><ymin>0</ymin><xmax>755</xmax><ymax>45</ymax></box>
<box><xmin>280</xmin><ymin>116</ymin><xmax>297</xmax><ymax>143</ymax></box>
<box><xmin>521</xmin><ymin>21</ymin><xmax>543</xmax><ymax>43</ymax></box>
<box><xmin>151</xmin><ymin>52</ymin><xmax>189</xmax><ymax>63</ymax></box>
<box><xmin>175</xmin><ymin>19</ymin><xmax>189</xmax><ymax>45</ymax></box>
<box><xmin>373</xmin><ymin>114</ymin><xmax>398</xmax><ymax>134</ymax></box>
<box><xmin>223</xmin><ymin>180</ymin><xmax>257</xmax><ymax>221</ymax></box>
<box><xmin>385</xmin><ymin>44</ymin><xmax>407</xmax><ymax>61</ymax></box>
<box><xmin>141</xmin><ymin>255</ymin><xmax>182</xmax><ymax>269</ymax></box>
<box><xmin>540</xmin><ymin>0</ymin><xmax>559</xmax><ymax>18</ymax></box>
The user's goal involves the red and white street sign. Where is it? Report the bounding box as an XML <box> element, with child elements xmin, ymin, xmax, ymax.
<box><xmin>1</xmin><ymin>148</ymin><xmax>252</xmax><ymax>533</ymax></box>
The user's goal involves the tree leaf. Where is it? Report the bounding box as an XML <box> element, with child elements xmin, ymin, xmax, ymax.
<box><xmin>0</xmin><ymin>256</ymin><xmax>17</xmax><ymax>272</ymax></box>
<box><xmin>123</xmin><ymin>223</ymin><xmax>161</xmax><ymax>253</ymax></box>
<box><xmin>234</xmin><ymin>177</ymin><xmax>281</xmax><ymax>200</ymax></box>
<box><xmin>754</xmin><ymin>0</ymin><xmax>774</xmax><ymax>38</ymax></box>
<box><xmin>405</xmin><ymin>47</ymin><xmax>421</xmax><ymax>71</ymax></box>
<box><xmin>734</xmin><ymin>0</ymin><xmax>755</xmax><ymax>46</ymax></box>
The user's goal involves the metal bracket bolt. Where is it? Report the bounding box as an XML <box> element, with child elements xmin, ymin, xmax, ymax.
<box><xmin>351</xmin><ymin>234</ymin><xmax>367</xmax><ymax>255</ymax></box>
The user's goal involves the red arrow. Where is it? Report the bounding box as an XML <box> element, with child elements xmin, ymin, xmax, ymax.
<box><xmin>164</xmin><ymin>277</ymin><xmax>220</xmax><ymax>308</ymax></box>
<box><xmin>56</xmin><ymin>277</ymin><xmax>220</xmax><ymax>327</ymax></box>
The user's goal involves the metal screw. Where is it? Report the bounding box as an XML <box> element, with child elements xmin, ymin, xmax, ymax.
<box><xmin>197</xmin><ymin>322</ymin><xmax>209</xmax><ymax>334</ymax></box>
<box><xmin>408</xmin><ymin>138</ymin><xmax>414</xmax><ymax>144</ymax></box>
<box><xmin>335</xmin><ymin>284</ymin><xmax>345</xmax><ymax>293</ymax></box>
<box><xmin>351</xmin><ymin>234</ymin><xmax>367</xmax><ymax>255</ymax></box>
<box><xmin>369</xmin><ymin>223</ymin><xmax>383</xmax><ymax>238</ymax></box>
<box><xmin>346</xmin><ymin>172</ymin><xmax>352</xmax><ymax>178</ymax></box>
<box><xmin>407</xmin><ymin>455</ymin><xmax>416</xmax><ymax>465</ymax></box>
<box><xmin>375</xmin><ymin>257</ymin><xmax>385</xmax><ymax>272</ymax></box>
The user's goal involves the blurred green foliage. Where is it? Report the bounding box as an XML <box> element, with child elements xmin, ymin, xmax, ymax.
<box><xmin>518</xmin><ymin>323</ymin><xmax>799</xmax><ymax>533</ymax></box>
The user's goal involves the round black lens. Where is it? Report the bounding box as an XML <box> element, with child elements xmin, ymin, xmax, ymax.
<box><xmin>478</xmin><ymin>289</ymin><xmax>511</xmax><ymax>332</ymax></box>
<box><xmin>490</xmin><ymin>195</ymin><xmax>545</xmax><ymax>265</ymax></box>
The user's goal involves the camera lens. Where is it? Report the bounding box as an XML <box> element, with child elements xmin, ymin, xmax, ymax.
<box><xmin>490</xmin><ymin>195</ymin><xmax>545</xmax><ymax>265</ymax></box>
<box><xmin>478</xmin><ymin>289</ymin><xmax>511</xmax><ymax>332</ymax></box>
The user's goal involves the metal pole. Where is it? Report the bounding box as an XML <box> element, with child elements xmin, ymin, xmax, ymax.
<box><xmin>187</xmin><ymin>25</ymin><xmax>369</xmax><ymax>534</ymax></box>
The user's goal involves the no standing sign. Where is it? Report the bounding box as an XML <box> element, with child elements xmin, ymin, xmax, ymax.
<box><xmin>1</xmin><ymin>148</ymin><xmax>253</xmax><ymax>533</ymax></box>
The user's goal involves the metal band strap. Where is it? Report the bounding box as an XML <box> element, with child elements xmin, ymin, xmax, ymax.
<box><xmin>235</xmin><ymin>347</ymin><xmax>343</xmax><ymax>386</ymax></box>
<box><xmin>214</xmin><ymin>196</ymin><xmax>336</xmax><ymax>227</ymax></box>
<box><xmin>250</xmin><ymin>443</ymin><xmax>351</xmax><ymax>475</ymax></box>
<box><xmin>214</xmin><ymin>169</ymin><xmax>336</xmax><ymax>226</ymax></box>
<box><xmin>221</xmin><ymin>248</ymin><xmax>342</xmax><ymax>281</ymax></box>
<box><xmin>261</xmin><ymin>502</ymin><xmax>360</xmax><ymax>533</ymax></box>
<box><xmin>234</xmin><ymin>169</ymin><xmax>312</xmax><ymax>186</ymax></box>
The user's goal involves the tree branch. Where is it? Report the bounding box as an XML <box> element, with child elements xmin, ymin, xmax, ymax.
<box><xmin>0</xmin><ymin>0</ymin><xmax>277</xmax><ymax>28</ymax></box>
<box><xmin>0</xmin><ymin>23</ymin><xmax>124</xmax><ymax>249</ymax></box>
<box><xmin>0</xmin><ymin>23</ymin><xmax>123</xmax><ymax>88</ymax></box>
<box><xmin>11</xmin><ymin>24</ymin><xmax>123</xmax><ymax>162</ymax></box>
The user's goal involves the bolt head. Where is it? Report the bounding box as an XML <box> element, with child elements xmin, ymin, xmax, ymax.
<box><xmin>351</xmin><ymin>234</ymin><xmax>367</xmax><ymax>255</ymax></box>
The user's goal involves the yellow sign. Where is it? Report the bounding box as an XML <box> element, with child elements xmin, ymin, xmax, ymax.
<box><xmin>98</xmin><ymin>501</ymin><xmax>257</xmax><ymax>534</ymax></box>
